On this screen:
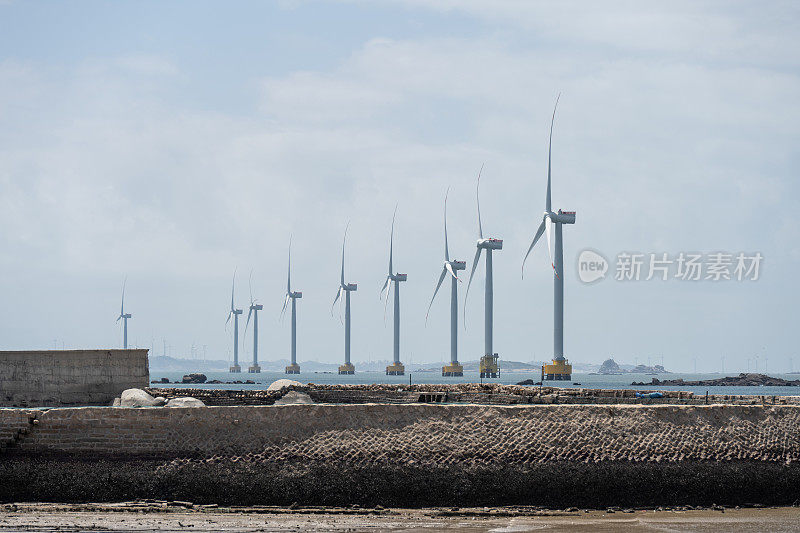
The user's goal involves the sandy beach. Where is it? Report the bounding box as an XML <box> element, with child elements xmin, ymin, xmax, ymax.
<box><xmin>0</xmin><ymin>503</ymin><xmax>798</xmax><ymax>532</ymax></box>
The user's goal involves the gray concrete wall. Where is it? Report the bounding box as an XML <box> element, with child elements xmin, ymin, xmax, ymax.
<box><xmin>2</xmin><ymin>403</ymin><xmax>799</xmax><ymax>465</ymax></box>
<box><xmin>0</xmin><ymin>349</ymin><xmax>149</xmax><ymax>407</ymax></box>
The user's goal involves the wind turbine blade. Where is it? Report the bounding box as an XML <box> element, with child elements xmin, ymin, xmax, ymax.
<box><xmin>248</xmin><ymin>270</ymin><xmax>254</xmax><ymax>304</ymax></box>
<box><xmin>287</xmin><ymin>237</ymin><xmax>292</xmax><ymax>293</ymax></box>
<box><xmin>380</xmin><ymin>276</ymin><xmax>390</xmax><ymax>298</ymax></box>
<box><xmin>331</xmin><ymin>287</ymin><xmax>342</xmax><ymax>316</ymax></box>
<box><xmin>388</xmin><ymin>205</ymin><xmax>396</xmax><ymax>275</ymax></box>
<box><xmin>545</xmin><ymin>216</ymin><xmax>555</xmax><ymax>274</ymax></box>
<box><xmin>280</xmin><ymin>294</ymin><xmax>290</xmax><ymax>321</ymax></box>
<box><xmin>341</xmin><ymin>223</ymin><xmax>349</xmax><ymax>286</ymax></box>
<box><xmin>425</xmin><ymin>267</ymin><xmax>448</xmax><ymax>324</ymax></box>
<box><xmin>476</xmin><ymin>163</ymin><xmax>485</xmax><ymax>239</ymax></box>
<box><xmin>463</xmin><ymin>247</ymin><xmax>483</xmax><ymax>327</ymax></box>
<box><xmin>546</xmin><ymin>93</ymin><xmax>560</xmax><ymax>213</ymax></box>
<box><xmin>445</xmin><ymin>262</ymin><xmax>458</xmax><ymax>280</ymax></box>
<box><xmin>230</xmin><ymin>268</ymin><xmax>236</xmax><ymax>312</ymax></box>
<box><xmin>120</xmin><ymin>276</ymin><xmax>127</xmax><ymax>316</ymax></box>
<box><xmin>244</xmin><ymin>306</ymin><xmax>253</xmax><ymax>339</ymax></box>
<box><xmin>226</xmin><ymin>310</ymin><xmax>232</xmax><ymax>329</ymax></box>
<box><xmin>522</xmin><ymin>218</ymin><xmax>547</xmax><ymax>278</ymax></box>
<box><xmin>444</xmin><ymin>186</ymin><xmax>450</xmax><ymax>262</ymax></box>
<box><xmin>383</xmin><ymin>281</ymin><xmax>391</xmax><ymax>324</ymax></box>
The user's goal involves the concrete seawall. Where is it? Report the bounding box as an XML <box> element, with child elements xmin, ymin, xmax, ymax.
<box><xmin>1</xmin><ymin>402</ymin><xmax>799</xmax><ymax>506</ymax></box>
<box><xmin>0</xmin><ymin>350</ymin><xmax>149</xmax><ymax>407</ymax></box>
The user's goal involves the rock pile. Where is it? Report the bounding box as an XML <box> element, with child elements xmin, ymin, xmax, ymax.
<box><xmin>632</xmin><ymin>373</ymin><xmax>800</xmax><ymax>387</ymax></box>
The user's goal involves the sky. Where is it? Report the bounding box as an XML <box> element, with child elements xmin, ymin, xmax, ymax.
<box><xmin>0</xmin><ymin>1</ymin><xmax>798</xmax><ymax>372</ymax></box>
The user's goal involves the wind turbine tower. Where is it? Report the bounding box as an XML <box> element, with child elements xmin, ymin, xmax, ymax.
<box><xmin>465</xmin><ymin>165</ymin><xmax>503</xmax><ymax>378</ymax></box>
<box><xmin>333</xmin><ymin>225</ymin><xmax>357</xmax><ymax>374</ymax></box>
<box><xmin>427</xmin><ymin>188</ymin><xmax>466</xmax><ymax>376</ymax></box>
<box><xmin>382</xmin><ymin>208</ymin><xmax>407</xmax><ymax>376</ymax></box>
<box><xmin>226</xmin><ymin>269</ymin><xmax>243</xmax><ymax>373</ymax></box>
<box><xmin>116</xmin><ymin>278</ymin><xmax>132</xmax><ymax>349</ymax></box>
<box><xmin>522</xmin><ymin>95</ymin><xmax>577</xmax><ymax>381</ymax></box>
<box><xmin>245</xmin><ymin>274</ymin><xmax>263</xmax><ymax>373</ymax></box>
<box><xmin>282</xmin><ymin>239</ymin><xmax>302</xmax><ymax>374</ymax></box>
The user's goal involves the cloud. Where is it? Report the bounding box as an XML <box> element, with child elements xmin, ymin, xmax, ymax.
<box><xmin>0</xmin><ymin>2</ymin><xmax>798</xmax><ymax>368</ymax></box>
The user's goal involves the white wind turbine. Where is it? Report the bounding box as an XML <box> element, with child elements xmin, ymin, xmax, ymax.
<box><xmin>281</xmin><ymin>238</ymin><xmax>302</xmax><ymax>374</ymax></box>
<box><xmin>116</xmin><ymin>277</ymin><xmax>132</xmax><ymax>349</ymax></box>
<box><xmin>244</xmin><ymin>271</ymin><xmax>263</xmax><ymax>373</ymax></box>
<box><xmin>464</xmin><ymin>165</ymin><xmax>503</xmax><ymax>378</ymax></box>
<box><xmin>522</xmin><ymin>94</ymin><xmax>577</xmax><ymax>381</ymax></box>
<box><xmin>380</xmin><ymin>207</ymin><xmax>407</xmax><ymax>376</ymax></box>
<box><xmin>426</xmin><ymin>187</ymin><xmax>466</xmax><ymax>376</ymax></box>
<box><xmin>225</xmin><ymin>268</ymin><xmax>243</xmax><ymax>373</ymax></box>
<box><xmin>332</xmin><ymin>224</ymin><xmax>357</xmax><ymax>374</ymax></box>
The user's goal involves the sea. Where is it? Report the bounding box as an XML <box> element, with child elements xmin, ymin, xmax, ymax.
<box><xmin>151</xmin><ymin>371</ymin><xmax>800</xmax><ymax>397</ymax></box>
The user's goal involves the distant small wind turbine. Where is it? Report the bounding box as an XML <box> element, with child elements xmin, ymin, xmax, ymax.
<box><xmin>464</xmin><ymin>165</ymin><xmax>503</xmax><ymax>378</ymax></box>
<box><xmin>426</xmin><ymin>187</ymin><xmax>466</xmax><ymax>377</ymax></box>
<box><xmin>226</xmin><ymin>269</ymin><xmax>243</xmax><ymax>373</ymax></box>
<box><xmin>244</xmin><ymin>271</ymin><xmax>263</xmax><ymax>373</ymax></box>
<box><xmin>282</xmin><ymin>238</ymin><xmax>302</xmax><ymax>374</ymax></box>
<box><xmin>332</xmin><ymin>224</ymin><xmax>357</xmax><ymax>374</ymax></box>
<box><xmin>381</xmin><ymin>207</ymin><xmax>407</xmax><ymax>376</ymax></box>
<box><xmin>116</xmin><ymin>277</ymin><xmax>132</xmax><ymax>349</ymax></box>
<box><xmin>522</xmin><ymin>94</ymin><xmax>577</xmax><ymax>381</ymax></box>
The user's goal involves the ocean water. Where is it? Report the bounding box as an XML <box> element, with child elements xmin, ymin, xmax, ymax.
<box><xmin>150</xmin><ymin>370</ymin><xmax>800</xmax><ymax>397</ymax></box>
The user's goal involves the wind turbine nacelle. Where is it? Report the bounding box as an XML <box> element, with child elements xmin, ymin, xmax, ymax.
<box><xmin>252</xmin><ymin>304</ymin><xmax>264</xmax><ymax>311</ymax></box>
<box><xmin>553</xmin><ymin>210</ymin><xmax>576</xmax><ymax>224</ymax></box>
<box><xmin>479</xmin><ymin>238</ymin><xmax>503</xmax><ymax>250</ymax></box>
<box><xmin>451</xmin><ymin>260</ymin><xmax>467</xmax><ymax>271</ymax></box>
<box><xmin>395</xmin><ymin>273</ymin><xmax>407</xmax><ymax>282</ymax></box>
<box><xmin>345</xmin><ymin>283</ymin><xmax>358</xmax><ymax>291</ymax></box>
<box><xmin>292</xmin><ymin>291</ymin><xmax>303</xmax><ymax>299</ymax></box>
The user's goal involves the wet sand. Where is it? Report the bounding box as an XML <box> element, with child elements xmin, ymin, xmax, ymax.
<box><xmin>0</xmin><ymin>503</ymin><xmax>798</xmax><ymax>532</ymax></box>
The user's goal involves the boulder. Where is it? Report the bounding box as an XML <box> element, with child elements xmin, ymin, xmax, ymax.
<box><xmin>272</xmin><ymin>391</ymin><xmax>313</xmax><ymax>405</ymax></box>
<box><xmin>181</xmin><ymin>373</ymin><xmax>207</xmax><ymax>384</ymax></box>
<box><xmin>120</xmin><ymin>388</ymin><xmax>161</xmax><ymax>407</ymax></box>
<box><xmin>267</xmin><ymin>379</ymin><xmax>303</xmax><ymax>391</ymax></box>
<box><xmin>165</xmin><ymin>397</ymin><xmax>206</xmax><ymax>408</ymax></box>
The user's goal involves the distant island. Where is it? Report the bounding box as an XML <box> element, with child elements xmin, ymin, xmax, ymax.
<box><xmin>597</xmin><ymin>358</ymin><xmax>669</xmax><ymax>375</ymax></box>
<box><xmin>631</xmin><ymin>373</ymin><xmax>800</xmax><ymax>387</ymax></box>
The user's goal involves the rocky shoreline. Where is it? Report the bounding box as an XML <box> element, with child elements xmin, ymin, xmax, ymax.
<box><xmin>631</xmin><ymin>373</ymin><xmax>800</xmax><ymax>387</ymax></box>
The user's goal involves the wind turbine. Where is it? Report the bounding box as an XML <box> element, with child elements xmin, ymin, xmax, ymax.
<box><xmin>464</xmin><ymin>165</ymin><xmax>503</xmax><ymax>378</ymax></box>
<box><xmin>226</xmin><ymin>269</ymin><xmax>243</xmax><ymax>373</ymax></box>
<box><xmin>332</xmin><ymin>224</ymin><xmax>357</xmax><ymax>374</ymax></box>
<box><xmin>381</xmin><ymin>207</ymin><xmax>407</xmax><ymax>376</ymax></box>
<box><xmin>282</xmin><ymin>238</ymin><xmax>302</xmax><ymax>374</ymax></box>
<box><xmin>426</xmin><ymin>188</ymin><xmax>466</xmax><ymax>377</ymax></box>
<box><xmin>522</xmin><ymin>94</ymin><xmax>577</xmax><ymax>381</ymax></box>
<box><xmin>116</xmin><ymin>278</ymin><xmax>132</xmax><ymax>349</ymax></box>
<box><xmin>244</xmin><ymin>272</ymin><xmax>263</xmax><ymax>373</ymax></box>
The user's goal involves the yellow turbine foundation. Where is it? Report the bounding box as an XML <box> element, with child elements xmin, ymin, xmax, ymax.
<box><xmin>385</xmin><ymin>362</ymin><xmax>405</xmax><ymax>376</ymax></box>
<box><xmin>338</xmin><ymin>363</ymin><xmax>355</xmax><ymax>375</ymax></box>
<box><xmin>542</xmin><ymin>358</ymin><xmax>572</xmax><ymax>381</ymax></box>
<box><xmin>441</xmin><ymin>363</ymin><xmax>463</xmax><ymax>377</ymax></box>
<box><xmin>479</xmin><ymin>354</ymin><xmax>499</xmax><ymax>378</ymax></box>
<box><xmin>285</xmin><ymin>363</ymin><xmax>300</xmax><ymax>374</ymax></box>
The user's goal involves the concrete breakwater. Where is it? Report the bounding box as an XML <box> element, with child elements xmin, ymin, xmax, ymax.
<box><xmin>1</xmin><ymin>402</ymin><xmax>799</xmax><ymax>507</ymax></box>
<box><xmin>0</xmin><ymin>349</ymin><xmax>149</xmax><ymax>407</ymax></box>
